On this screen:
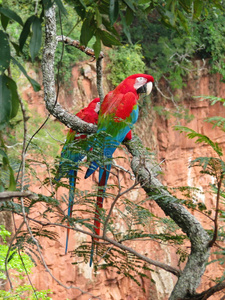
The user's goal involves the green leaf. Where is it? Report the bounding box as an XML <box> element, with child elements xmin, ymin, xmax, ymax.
<box><xmin>0</xmin><ymin>30</ymin><xmax>10</xmax><ymax>72</ymax></box>
<box><xmin>97</xmin><ymin>29</ymin><xmax>121</xmax><ymax>47</ymax></box>
<box><xmin>74</xmin><ymin>0</ymin><xmax>86</xmax><ymax>19</ymax></box>
<box><xmin>102</xmin><ymin>17</ymin><xmax>119</xmax><ymax>37</ymax></box>
<box><xmin>109</xmin><ymin>0</ymin><xmax>119</xmax><ymax>25</ymax></box>
<box><xmin>0</xmin><ymin>149</ymin><xmax>7</xmax><ymax>158</ymax></box>
<box><xmin>123</xmin><ymin>0</ymin><xmax>135</xmax><ymax>11</ymax></box>
<box><xmin>11</xmin><ymin>57</ymin><xmax>41</xmax><ymax>92</ymax></box>
<box><xmin>196</xmin><ymin>95</ymin><xmax>225</xmax><ymax>107</ymax></box>
<box><xmin>93</xmin><ymin>36</ymin><xmax>101</xmax><ymax>59</ymax></box>
<box><xmin>164</xmin><ymin>10</ymin><xmax>176</xmax><ymax>27</ymax></box>
<box><xmin>0</xmin><ymin>74</ymin><xmax>11</xmax><ymax>125</ymax></box>
<box><xmin>8</xmin><ymin>165</ymin><xmax>16</xmax><ymax>191</ymax></box>
<box><xmin>55</xmin><ymin>0</ymin><xmax>68</xmax><ymax>15</ymax></box>
<box><xmin>19</xmin><ymin>15</ymin><xmax>36</xmax><ymax>51</ymax></box>
<box><xmin>80</xmin><ymin>17</ymin><xmax>95</xmax><ymax>46</ymax></box>
<box><xmin>1</xmin><ymin>13</ymin><xmax>9</xmax><ymax>30</ymax></box>
<box><xmin>125</xmin><ymin>6</ymin><xmax>134</xmax><ymax>26</ymax></box>
<box><xmin>42</xmin><ymin>0</ymin><xmax>53</xmax><ymax>10</ymax></box>
<box><xmin>10</xmin><ymin>42</ymin><xmax>20</xmax><ymax>56</ymax></box>
<box><xmin>30</xmin><ymin>17</ymin><xmax>42</xmax><ymax>62</ymax></box>
<box><xmin>0</xmin><ymin>7</ymin><xmax>23</xmax><ymax>26</ymax></box>
<box><xmin>193</xmin><ymin>0</ymin><xmax>203</xmax><ymax>18</ymax></box>
<box><xmin>95</xmin><ymin>7</ymin><xmax>102</xmax><ymax>27</ymax></box>
<box><xmin>6</xmin><ymin>77</ymin><xmax>19</xmax><ymax>119</ymax></box>
<box><xmin>177</xmin><ymin>10</ymin><xmax>189</xmax><ymax>32</ymax></box>
<box><xmin>120</xmin><ymin>12</ymin><xmax>132</xmax><ymax>44</ymax></box>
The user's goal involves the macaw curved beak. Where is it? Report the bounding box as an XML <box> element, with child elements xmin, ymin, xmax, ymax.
<box><xmin>137</xmin><ymin>81</ymin><xmax>153</xmax><ymax>95</ymax></box>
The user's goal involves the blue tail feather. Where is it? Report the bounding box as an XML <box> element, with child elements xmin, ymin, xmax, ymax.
<box><xmin>89</xmin><ymin>240</ymin><xmax>95</xmax><ymax>267</ymax></box>
<box><xmin>65</xmin><ymin>170</ymin><xmax>76</xmax><ymax>254</ymax></box>
<box><xmin>84</xmin><ymin>161</ymin><xmax>99</xmax><ymax>179</ymax></box>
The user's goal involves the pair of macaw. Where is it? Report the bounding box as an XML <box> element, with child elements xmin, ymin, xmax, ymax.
<box><xmin>56</xmin><ymin>73</ymin><xmax>154</xmax><ymax>262</ymax></box>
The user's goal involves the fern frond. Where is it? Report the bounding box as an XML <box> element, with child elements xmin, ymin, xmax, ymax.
<box><xmin>174</xmin><ymin>125</ymin><xmax>223</xmax><ymax>156</ymax></box>
<box><xmin>195</xmin><ymin>95</ymin><xmax>225</xmax><ymax>106</ymax></box>
<box><xmin>205</xmin><ymin>116</ymin><xmax>225</xmax><ymax>131</ymax></box>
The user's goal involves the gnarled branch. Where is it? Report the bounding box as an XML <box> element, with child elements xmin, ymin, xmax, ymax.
<box><xmin>42</xmin><ymin>8</ymin><xmax>97</xmax><ymax>133</ymax></box>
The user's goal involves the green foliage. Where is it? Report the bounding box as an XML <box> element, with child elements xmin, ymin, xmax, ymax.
<box><xmin>0</xmin><ymin>285</ymin><xmax>52</xmax><ymax>300</ymax></box>
<box><xmin>174</xmin><ymin>125</ymin><xmax>223</xmax><ymax>156</ymax></box>
<box><xmin>74</xmin><ymin>242</ymin><xmax>153</xmax><ymax>290</ymax></box>
<box><xmin>120</xmin><ymin>3</ymin><xmax>225</xmax><ymax>91</ymax></box>
<box><xmin>0</xmin><ymin>225</ymin><xmax>52</xmax><ymax>300</ymax></box>
<box><xmin>192</xmin><ymin>9</ymin><xmax>225</xmax><ymax>80</ymax></box>
<box><xmin>0</xmin><ymin>139</ymin><xmax>17</xmax><ymax>192</ymax></box>
<box><xmin>197</xmin><ymin>96</ymin><xmax>225</xmax><ymax>131</ymax></box>
<box><xmin>0</xmin><ymin>1</ymin><xmax>41</xmax><ymax>128</ymax></box>
<box><xmin>124</xmin><ymin>12</ymin><xmax>196</xmax><ymax>89</ymax></box>
<box><xmin>107</xmin><ymin>44</ymin><xmax>145</xmax><ymax>86</ymax></box>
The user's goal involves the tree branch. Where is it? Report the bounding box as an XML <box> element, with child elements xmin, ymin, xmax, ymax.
<box><xmin>184</xmin><ymin>281</ymin><xmax>225</xmax><ymax>299</ymax></box>
<box><xmin>56</xmin><ymin>35</ymin><xmax>104</xmax><ymax>59</ymax></box>
<box><xmin>0</xmin><ymin>191</ymin><xmax>38</xmax><ymax>202</ymax></box>
<box><xmin>42</xmin><ymin>7</ymin><xmax>97</xmax><ymax>133</ymax></box>
<box><xmin>18</xmin><ymin>214</ymin><xmax>180</xmax><ymax>277</ymax></box>
<box><xmin>96</xmin><ymin>57</ymin><xmax>104</xmax><ymax>103</ymax></box>
<box><xmin>125</xmin><ymin>136</ymin><xmax>211</xmax><ymax>300</ymax></box>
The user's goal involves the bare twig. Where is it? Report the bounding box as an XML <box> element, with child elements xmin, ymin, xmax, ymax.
<box><xmin>102</xmin><ymin>180</ymin><xmax>139</xmax><ymax>238</ymax></box>
<box><xmin>5</xmin><ymin>221</ymin><xmax>25</xmax><ymax>290</ymax></box>
<box><xmin>113</xmin><ymin>162</ymin><xmax>135</xmax><ymax>180</ymax></box>
<box><xmin>56</xmin><ymin>35</ymin><xmax>104</xmax><ymax>59</ymax></box>
<box><xmin>208</xmin><ymin>176</ymin><xmax>223</xmax><ymax>247</ymax></box>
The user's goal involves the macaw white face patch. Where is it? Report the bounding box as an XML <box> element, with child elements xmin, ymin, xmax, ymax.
<box><xmin>134</xmin><ymin>77</ymin><xmax>148</xmax><ymax>90</ymax></box>
<box><xmin>95</xmin><ymin>102</ymin><xmax>101</xmax><ymax>113</ymax></box>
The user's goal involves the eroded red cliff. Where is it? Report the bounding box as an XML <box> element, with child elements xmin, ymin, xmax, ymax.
<box><xmin>16</xmin><ymin>60</ymin><xmax>225</xmax><ymax>299</ymax></box>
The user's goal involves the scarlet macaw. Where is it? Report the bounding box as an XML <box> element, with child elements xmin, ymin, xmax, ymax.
<box><xmin>55</xmin><ymin>98</ymin><xmax>100</xmax><ymax>254</ymax></box>
<box><xmin>85</xmin><ymin>74</ymin><xmax>154</xmax><ymax>265</ymax></box>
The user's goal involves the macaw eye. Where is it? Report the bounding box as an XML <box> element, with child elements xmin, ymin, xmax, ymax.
<box><xmin>137</xmin><ymin>77</ymin><xmax>145</xmax><ymax>82</ymax></box>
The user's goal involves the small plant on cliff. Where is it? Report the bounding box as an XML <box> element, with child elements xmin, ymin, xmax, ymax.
<box><xmin>0</xmin><ymin>225</ymin><xmax>52</xmax><ymax>299</ymax></box>
<box><xmin>107</xmin><ymin>44</ymin><xmax>145</xmax><ymax>87</ymax></box>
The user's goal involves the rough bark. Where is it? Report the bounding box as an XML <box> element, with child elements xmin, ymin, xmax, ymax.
<box><xmin>125</xmin><ymin>136</ymin><xmax>211</xmax><ymax>300</ymax></box>
<box><xmin>42</xmin><ymin>6</ymin><xmax>97</xmax><ymax>133</ymax></box>
<box><xmin>0</xmin><ymin>191</ymin><xmax>38</xmax><ymax>202</ymax></box>
<box><xmin>42</xmin><ymin>5</ymin><xmax>212</xmax><ymax>300</ymax></box>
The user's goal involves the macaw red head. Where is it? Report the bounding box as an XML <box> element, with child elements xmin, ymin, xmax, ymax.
<box><xmin>87</xmin><ymin>97</ymin><xmax>100</xmax><ymax>113</ymax></box>
<box><xmin>115</xmin><ymin>74</ymin><xmax>154</xmax><ymax>96</ymax></box>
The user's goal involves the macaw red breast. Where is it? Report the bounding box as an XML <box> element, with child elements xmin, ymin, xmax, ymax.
<box><xmin>100</xmin><ymin>92</ymin><xmax>137</xmax><ymax>121</ymax></box>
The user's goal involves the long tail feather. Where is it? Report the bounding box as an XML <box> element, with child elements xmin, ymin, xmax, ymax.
<box><xmin>90</xmin><ymin>169</ymin><xmax>107</xmax><ymax>266</ymax></box>
<box><xmin>65</xmin><ymin>170</ymin><xmax>77</xmax><ymax>254</ymax></box>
